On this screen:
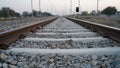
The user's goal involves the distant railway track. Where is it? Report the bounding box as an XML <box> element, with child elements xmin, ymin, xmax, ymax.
<box><xmin>66</xmin><ymin>17</ymin><xmax>120</xmax><ymax>43</ymax></box>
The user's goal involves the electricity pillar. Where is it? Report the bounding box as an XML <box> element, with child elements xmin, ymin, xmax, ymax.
<box><xmin>78</xmin><ymin>0</ymin><xmax>80</xmax><ymax>14</ymax></box>
<box><xmin>39</xmin><ymin>0</ymin><xmax>41</xmax><ymax>12</ymax></box>
<box><xmin>70</xmin><ymin>0</ymin><xmax>72</xmax><ymax>15</ymax></box>
<box><xmin>97</xmin><ymin>0</ymin><xmax>99</xmax><ymax>15</ymax></box>
<box><xmin>31</xmin><ymin>0</ymin><xmax>33</xmax><ymax>16</ymax></box>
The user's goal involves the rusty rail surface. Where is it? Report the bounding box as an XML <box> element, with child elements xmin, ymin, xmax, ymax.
<box><xmin>0</xmin><ymin>17</ymin><xmax>58</xmax><ymax>49</ymax></box>
<box><xmin>66</xmin><ymin>17</ymin><xmax>120</xmax><ymax>43</ymax></box>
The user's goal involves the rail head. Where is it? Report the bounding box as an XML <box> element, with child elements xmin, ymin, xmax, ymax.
<box><xmin>0</xmin><ymin>17</ymin><xmax>58</xmax><ymax>50</ymax></box>
<box><xmin>66</xmin><ymin>17</ymin><xmax>120</xmax><ymax>43</ymax></box>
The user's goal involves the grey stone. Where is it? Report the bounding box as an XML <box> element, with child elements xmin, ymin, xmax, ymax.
<box><xmin>7</xmin><ymin>58</ymin><xmax>17</xmax><ymax>65</ymax></box>
<box><xmin>56</xmin><ymin>61</ymin><xmax>65</xmax><ymax>67</ymax></box>
<box><xmin>110</xmin><ymin>61</ymin><xmax>118</xmax><ymax>66</ymax></box>
<box><xmin>104</xmin><ymin>54</ymin><xmax>111</xmax><ymax>57</ymax></box>
<box><xmin>23</xmin><ymin>64</ymin><xmax>29</xmax><ymax>68</ymax></box>
<box><xmin>49</xmin><ymin>63</ymin><xmax>55</xmax><ymax>68</ymax></box>
<box><xmin>21</xmin><ymin>53</ymin><xmax>27</xmax><ymax>56</ymax></box>
<box><xmin>84</xmin><ymin>63</ymin><xmax>92</xmax><ymax>68</ymax></box>
<box><xmin>9</xmin><ymin>65</ymin><xmax>17</xmax><ymax>68</ymax></box>
<box><xmin>9</xmin><ymin>51</ymin><xmax>15</xmax><ymax>56</ymax></box>
<box><xmin>0</xmin><ymin>53</ymin><xmax>7</xmax><ymax>60</ymax></box>
<box><xmin>19</xmin><ymin>57</ymin><xmax>26</xmax><ymax>62</ymax></box>
<box><xmin>5</xmin><ymin>51</ymin><xmax>11</xmax><ymax>55</ymax></box>
<box><xmin>92</xmin><ymin>60</ymin><xmax>99</xmax><ymax>65</ymax></box>
<box><xmin>0</xmin><ymin>63</ymin><xmax>2</xmax><ymax>68</ymax></box>
<box><xmin>101</xmin><ymin>63</ymin><xmax>107</xmax><ymax>68</ymax></box>
<box><xmin>92</xmin><ymin>65</ymin><xmax>101</xmax><ymax>68</ymax></box>
<box><xmin>115</xmin><ymin>64</ymin><xmax>120</xmax><ymax>68</ymax></box>
<box><xmin>88</xmin><ymin>45</ymin><xmax>94</xmax><ymax>48</ymax></box>
<box><xmin>74</xmin><ymin>63</ymin><xmax>80</xmax><ymax>68</ymax></box>
<box><xmin>80</xmin><ymin>65</ymin><xmax>86</xmax><ymax>68</ymax></box>
<box><xmin>101</xmin><ymin>56</ymin><xmax>108</xmax><ymax>61</ymax></box>
<box><xmin>3</xmin><ymin>63</ymin><xmax>8</xmax><ymax>68</ymax></box>
<box><xmin>91</xmin><ymin>55</ymin><xmax>98</xmax><ymax>60</ymax></box>
<box><xmin>115</xmin><ymin>57</ymin><xmax>120</xmax><ymax>61</ymax></box>
<box><xmin>12</xmin><ymin>56</ymin><xmax>17</xmax><ymax>60</ymax></box>
<box><xmin>47</xmin><ymin>54</ymin><xmax>55</xmax><ymax>58</ymax></box>
<box><xmin>12</xmin><ymin>60</ymin><xmax>17</xmax><ymax>65</ymax></box>
<box><xmin>29</xmin><ymin>64</ymin><xmax>34</xmax><ymax>68</ymax></box>
<box><xmin>104</xmin><ymin>61</ymin><xmax>111</xmax><ymax>68</ymax></box>
<box><xmin>17</xmin><ymin>62</ymin><xmax>24</xmax><ymax>67</ymax></box>
<box><xmin>49</xmin><ymin>58</ymin><xmax>54</xmax><ymax>63</ymax></box>
<box><xmin>86</xmin><ymin>56</ymin><xmax>92</xmax><ymax>61</ymax></box>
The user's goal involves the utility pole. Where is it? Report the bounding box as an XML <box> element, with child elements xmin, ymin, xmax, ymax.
<box><xmin>39</xmin><ymin>0</ymin><xmax>41</xmax><ymax>16</ymax></box>
<box><xmin>70</xmin><ymin>0</ymin><xmax>72</xmax><ymax>15</ymax></box>
<box><xmin>64</xmin><ymin>1</ymin><xmax>67</xmax><ymax>15</ymax></box>
<box><xmin>31</xmin><ymin>0</ymin><xmax>33</xmax><ymax>16</ymax></box>
<box><xmin>78</xmin><ymin>0</ymin><xmax>80</xmax><ymax>14</ymax></box>
<box><xmin>97</xmin><ymin>0</ymin><xmax>99</xmax><ymax>15</ymax></box>
<box><xmin>39</xmin><ymin>0</ymin><xmax>41</xmax><ymax>12</ymax></box>
<box><xmin>51</xmin><ymin>5</ymin><xmax>53</xmax><ymax>14</ymax></box>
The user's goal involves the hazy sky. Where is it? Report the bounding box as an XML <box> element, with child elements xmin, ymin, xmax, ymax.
<box><xmin>0</xmin><ymin>0</ymin><xmax>120</xmax><ymax>15</ymax></box>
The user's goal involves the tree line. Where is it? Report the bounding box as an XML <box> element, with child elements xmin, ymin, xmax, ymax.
<box><xmin>22</xmin><ymin>10</ymin><xmax>52</xmax><ymax>17</ymax></box>
<box><xmin>0</xmin><ymin>6</ymin><xmax>119</xmax><ymax>18</ymax></box>
<box><xmin>0</xmin><ymin>7</ymin><xmax>20</xmax><ymax>18</ymax></box>
<box><xmin>81</xmin><ymin>6</ymin><xmax>119</xmax><ymax>16</ymax></box>
<box><xmin>0</xmin><ymin>7</ymin><xmax>52</xmax><ymax>18</ymax></box>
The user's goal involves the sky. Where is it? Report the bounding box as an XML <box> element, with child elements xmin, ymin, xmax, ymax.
<box><xmin>0</xmin><ymin>0</ymin><xmax>120</xmax><ymax>15</ymax></box>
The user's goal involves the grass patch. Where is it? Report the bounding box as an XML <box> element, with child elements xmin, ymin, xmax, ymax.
<box><xmin>0</xmin><ymin>18</ymin><xmax>17</xmax><ymax>21</ymax></box>
<box><xmin>118</xmin><ymin>20</ymin><xmax>120</xmax><ymax>23</ymax></box>
<box><xmin>74</xmin><ymin>16</ymin><xmax>120</xmax><ymax>28</ymax></box>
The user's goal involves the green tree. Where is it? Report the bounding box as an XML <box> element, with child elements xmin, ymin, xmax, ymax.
<box><xmin>33</xmin><ymin>10</ymin><xmax>37</xmax><ymax>17</ymax></box>
<box><xmin>14</xmin><ymin>12</ymin><xmax>20</xmax><ymax>17</ymax></box>
<box><xmin>0</xmin><ymin>7</ymin><xmax>20</xmax><ymax>17</ymax></box>
<box><xmin>0</xmin><ymin>7</ymin><xmax>10</xmax><ymax>17</ymax></box>
<box><xmin>43</xmin><ymin>12</ymin><xmax>52</xmax><ymax>16</ymax></box>
<box><xmin>81</xmin><ymin>11</ymin><xmax>88</xmax><ymax>16</ymax></box>
<box><xmin>101</xmin><ymin>6</ymin><xmax>117</xmax><ymax>16</ymax></box>
<box><xmin>22</xmin><ymin>11</ymin><xmax>29</xmax><ymax>17</ymax></box>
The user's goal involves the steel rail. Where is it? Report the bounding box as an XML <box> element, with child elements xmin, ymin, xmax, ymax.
<box><xmin>0</xmin><ymin>17</ymin><xmax>58</xmax><ymax>49</ymax></box>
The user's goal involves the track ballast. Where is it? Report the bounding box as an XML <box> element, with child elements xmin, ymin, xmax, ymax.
<box><xmin>0</xmin><ymin>17</ymin><xmax>120</xmax><ymax>68</ymax></box>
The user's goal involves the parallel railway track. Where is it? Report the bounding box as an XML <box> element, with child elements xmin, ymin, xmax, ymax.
<box><xmin>0</xmin><ymin>17</ymin><xmax>120</xmax><ymax>68</ymax></box>
<box><xmin>0</xmin><ymin>17</ymin><xmax>58</xmax><ymax>49</ymax></box>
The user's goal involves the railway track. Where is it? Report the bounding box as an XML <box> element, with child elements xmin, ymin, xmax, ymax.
<box><xmin>0</xmin><ymin>17</ymin><xmax>120</xmax><ymax>68</ymax></box>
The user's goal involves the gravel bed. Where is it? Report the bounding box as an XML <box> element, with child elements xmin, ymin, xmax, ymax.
<box><xmin>2</xmin><ymin>17</ymin><xmax>120</xmax><ymax>68</ymax></box>
<box><xmin>0</xmin><ymin>17</ymin><xmax>52</xmax><ymax>33</ymax></box>
<box><xmin>0</xmin><ymin>50</ymin><xmax>120</xmax><ymax>68</ymax></box>
<box><xmin>9</xmin><ymin>17</ymin><xmax>120</xmax><ymax>49</ymax></box>
<box><xmin>9</xmin><ymin>38</ymin><xmax>119</xmax><ymax>49</ymax></box>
